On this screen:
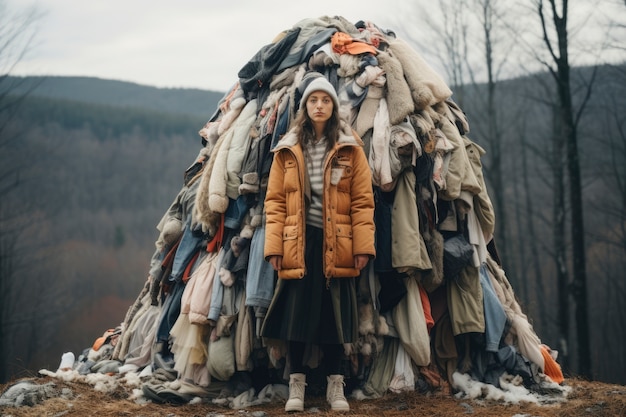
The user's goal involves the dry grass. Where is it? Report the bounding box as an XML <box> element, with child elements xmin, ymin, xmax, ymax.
<box><xmin>2</xmin><ymin>376</ymin><xmax>626</xmax><ymax>417</ymax></box>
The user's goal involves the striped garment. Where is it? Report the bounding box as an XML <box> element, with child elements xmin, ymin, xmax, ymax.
<box><xmin>306</xmin><ymin>137</ymin><xmax>327</xmax><ymax>229</ymax></box>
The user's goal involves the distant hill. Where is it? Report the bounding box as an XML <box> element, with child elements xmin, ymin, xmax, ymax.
<box><xmin>3</xmin><ymin>75</ymin><xmax>224</xmax><ymax>119</ymax></box>
<box><xmin>13</xmin><ymin>94</ymin><xmax>209</xmax><ymax>141</ymax></box>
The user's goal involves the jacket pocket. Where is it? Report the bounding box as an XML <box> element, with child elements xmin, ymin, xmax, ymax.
<box><xmin>283</xmin><ymin>159</ymin><xmax>298</xmax><ymax>192</ymax></box>
<box><xmin>334</xmin><ymin>223</ymin><xmax>354</xmax><ymax>268</ymax></box>
<box><xmin>332</xmin><ymin>152</ymin><xmax>353</xmax><ymax>192</ymax></box>
<box><xmin>281</xmin><ymin>225</ymin><xmax>301</xmax><ymax>269</ymax></box>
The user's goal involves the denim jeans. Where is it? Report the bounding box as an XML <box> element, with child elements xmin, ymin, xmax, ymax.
<box><xmin>479</xmin><ymin>263</ymin><xmax>507</xmax><ymax>352</ymax></box>
<box><xmin>168</xmin><ymin>222</ymin><xmax>205</xmax><ymax>284</ymax></box>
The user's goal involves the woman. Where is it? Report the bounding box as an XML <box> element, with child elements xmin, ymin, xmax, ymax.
<box><xmin>261</xmin><ymin>73</ymin><xmax>376</xmax><ymax>412</ymax></box>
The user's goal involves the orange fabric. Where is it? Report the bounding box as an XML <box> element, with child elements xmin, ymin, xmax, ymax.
<box><xmin>206</xmin><ymin>214</ymin><xmax>225</xmax><ymax>253</ymax></box>
<box><xmin>419</xmin><ymin>283</ymin><xmax>435</xmax><ymax>333</ymax></box>
<box><xmin>161</xmin><ymin>238</ymin><xmax>181</xmax><ymax>270</ymax></box>
<box><xmin>181</xmin><ymin>251</ymin><xmax>200</xmax><ymax>284</ymax></box>
<box><xmin>92</xmin><ymin>336</ymin><xmax>106</xmax><ymax>351</ymax></box>
<box><xmin>92</xmin><ymin>329</ymin><xmax>115</xmax><ymax>351</ymax></box>
<box><xmin>331</xmin><ymin>32</ymin><xmax>378</xmax><ymax>56</ymax></box>
<box><xmin>540</xmin><ymin>345</ymin><xmax>564</xmax><ymax>384</ymax></box>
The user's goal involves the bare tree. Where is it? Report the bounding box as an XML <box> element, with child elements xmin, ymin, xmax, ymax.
<box><xmin>0</xmin><ymin>0</ymin><xmax>42</xmax><ymax>383</ymax></box>
<box><xmin>517</xmin><ymin>71</ymin><xmax>571</xmax><ymax>370</ymax></box>
<box><xmin>468</xmin><ymin>0</ymin><xmax>515</xmax><ymax>276</ymax></box>
<box><xmin>587</xmin><ymin>65</ymin><xmax>626</xmax><ymax>258</ymax></box>
<box><xmin>549</xmin><ymin>100</ymin><xmax>571</xmax><ymax>373</ymax></box>
<box><xmin>587</xmin><ymin>64</ymin><xmax>626</xmax><ymax>383</ymax></box>
<box><xmin>390</xmin><ymin>1</ymin><xmax>472</xmax><ymax>105</ymax></box>
<box><xmin>536</xmin><ymin>0</ymin><xmax>595</xmax><ymax>379</ymax></box>
<box><xmin>517</xmin><ymin>118</ymin><xmax>548</xmax><ymax>332</ymax></box>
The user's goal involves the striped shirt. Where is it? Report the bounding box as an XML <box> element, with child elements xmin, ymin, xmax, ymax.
<box><xmin>306</xmin><ymin>137</ymin><xmax>327</xmax><ymax>228</ymax></box>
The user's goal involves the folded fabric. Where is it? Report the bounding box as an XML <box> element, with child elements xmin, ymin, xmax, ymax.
<box><xmin>332</xmin><ymin>32</ymin><xmax>378</xmax><ymax>56</ymax></box>
<box><xmin>206</xmin><ymin>331</ymin><xmax>236</xmax><ymax>381</ymax></box>
<box><xmin>443</xmin><ymin>234</ymin><xmax>474</xmax><ymax>280</ymax></box>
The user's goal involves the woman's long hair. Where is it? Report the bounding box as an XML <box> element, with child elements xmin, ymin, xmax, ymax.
<box><xmin>293</xmin><ymin>98</ymin><xmax>341</xmax><ymax>153</ymax></box>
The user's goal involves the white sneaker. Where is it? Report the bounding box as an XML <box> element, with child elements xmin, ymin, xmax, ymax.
<box><xmin>326</xmin><ymin>374</ymin><xmax>349</xmax><ymax>411</ymax></box>
<box><xmin>285</xmin><ymin>373</ymin><xmax>306</xmax><ymax>412</ymax></box>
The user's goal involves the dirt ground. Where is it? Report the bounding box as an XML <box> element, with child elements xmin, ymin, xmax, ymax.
<box><xmin>1</xmin><ymin>376</ymin><xmax>625</xmax><ymax>417</ymax></box>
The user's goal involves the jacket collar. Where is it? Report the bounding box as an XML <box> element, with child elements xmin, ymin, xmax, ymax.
<box><xmin>273</xmin><ymin>120</ymin><xmax>363</xmax><ymax>151</ymax></box>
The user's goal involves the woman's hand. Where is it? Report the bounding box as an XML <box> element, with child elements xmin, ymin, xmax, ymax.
<box><xmin>268</xmin><ymin>255</ymin><xmax>283</xmax><ymax>271</ymax></box>
<box><xmin>354</xmin><ymin>254</ymin><xmax>369</xmax><ymax>271</ymax></box>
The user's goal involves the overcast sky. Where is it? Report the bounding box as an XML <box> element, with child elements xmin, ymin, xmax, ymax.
<box><xmin>6</xmin><ymin>0</ymin><xmax>405</xmax><ymax>92</ymax></box>
<box><xmin>5</xmin><ymin>1</ymin><xmax>625</xmax><ymax>93</ymax></box>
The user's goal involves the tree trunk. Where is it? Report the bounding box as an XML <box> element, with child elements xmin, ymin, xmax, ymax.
<box><xmin>538</xmin><ymin>0</ymin><xmax>591</xmax><ymax>379</ymax></box>
<box><xmin>512</xmin><ymin>145</ymin><xmax>528</xmax><ymax>302</ymax></box>
<box><xmin>551</xmin><ymin>1</ymin><xmax>591</xmax><ymax>379</ymax></box>
<box><xmin>550</xmin><ymin>103</ymin><xmax>570</xmax><ymax>374</ymax></box>
<box><xmin>520</xmin><ymin>130</ymin><xmax>546</xmax><ymax>334</ymax></box>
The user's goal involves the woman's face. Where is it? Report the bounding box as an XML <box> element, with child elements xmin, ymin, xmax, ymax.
<box><xmin>305</xmin><ymin>91</ymin><xmax>334</xmax><ymax>125</ymax></box>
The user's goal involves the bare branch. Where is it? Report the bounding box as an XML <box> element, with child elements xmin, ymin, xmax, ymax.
<box><xmin>573</xmin><ymin>65</ymin><xmax>598</xmax><ymax>128</ymax></box>
<box><xmin>538</xmin><ymin>0</ymin><xmax>560</xmax><ymax>75</ymax></box>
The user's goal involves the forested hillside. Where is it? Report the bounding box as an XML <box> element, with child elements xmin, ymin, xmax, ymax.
<box><xmin>0</xmin><ymin>78</ymin><xmax>222</xmax><ymax>382</ymax></box>
<box><xmin>4</xmin><ymin>76</ymin><xmax>223</xmax><ymax>118</ymax></box>
<box><xmin>0</xmin><ymin>65</ymin><xmax>624</xmax><ymax>386</ymax></box>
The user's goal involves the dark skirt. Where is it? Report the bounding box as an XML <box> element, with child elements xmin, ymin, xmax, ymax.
<box><xmin>261</xmin><ymin>225</ymin><xmax>358</xmax><ymax>344</ymax></box>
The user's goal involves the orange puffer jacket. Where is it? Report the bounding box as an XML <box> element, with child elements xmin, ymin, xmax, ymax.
<box><xmin>264</xmin><ymin>122</ymin><xmax>376</xmax><ymax>279</ymax></box>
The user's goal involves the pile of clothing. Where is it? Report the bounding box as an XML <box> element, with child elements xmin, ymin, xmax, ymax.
<box><xmin>67</xmin><ymin>15</ymin><xmax>567</xmax><ymax>405</ymax></box>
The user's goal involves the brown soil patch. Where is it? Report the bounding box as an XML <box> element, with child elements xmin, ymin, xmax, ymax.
<box><xmin>1</xmin><ymin>376</ymin><xmax>625</xmax><ymax>417</ymax></box>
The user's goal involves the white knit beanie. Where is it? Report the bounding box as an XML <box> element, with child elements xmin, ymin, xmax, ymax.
<box><xmin>299</xmin><ymin>76</ymin><xmax>339</xmax><ymax>111</ymax></box>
